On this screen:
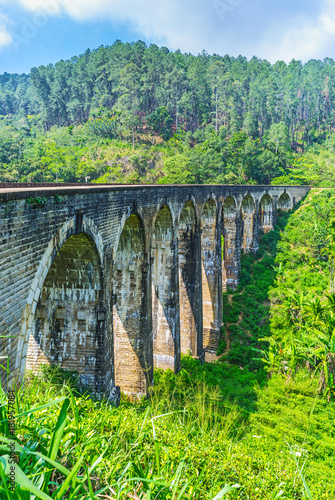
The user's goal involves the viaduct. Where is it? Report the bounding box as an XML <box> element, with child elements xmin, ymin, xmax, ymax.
<box><xmin>0</xmin><ymin>183</ymin><xmax>310</xmax><ymax>399</ymax></box>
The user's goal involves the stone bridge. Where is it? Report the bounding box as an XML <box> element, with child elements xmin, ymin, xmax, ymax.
<box><xmin>0</xmin><ymin>183</ymin><xmax>310</xmax><ymax>398</ymax></box>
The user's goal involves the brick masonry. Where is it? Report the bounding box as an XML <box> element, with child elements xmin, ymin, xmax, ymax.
<box><xmin>0</xmin><ymin>184</ymin><xmax>310</xmax><ymax>398</ymax></box>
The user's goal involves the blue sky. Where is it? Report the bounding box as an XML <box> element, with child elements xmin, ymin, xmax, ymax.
<box><xmin>0</xmin><ymin>0</ymin><xmax>334</xmax><ymax>74</ymax></box>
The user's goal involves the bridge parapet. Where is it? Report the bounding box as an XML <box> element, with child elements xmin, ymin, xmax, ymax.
<box><xmin>0</xmin><ymin>184</ymin><xmax>310</xmax><ymax>398</ymax></box>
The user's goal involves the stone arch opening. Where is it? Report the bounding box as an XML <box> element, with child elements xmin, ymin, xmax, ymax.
<box><xmin>178</xmin><ymin>200</ymin><xmax>199</xmax><ymax>356</ymax></box>
<box><xmin>222</xmin><ymin>196</ymin><xmax>239</xmax><ymax>289</ymax></box>
<box><xmin>113</xmin><ymin>214</ymin><xmax>151</xmax><ymax>398</ymax></box>
<box><xmin>26</xmin><ymin>233</ymin><xmax>104</xmax><ymax>391</ymax></box>
<box><xmin>260</xmin><ymin>194</ymin><xmax>273</xmax><ymax>232</ymax></box>
<box><xmin>201</xmin><ymin>199</ymin><xmax>221</xmax><ymax>352</ymax></box>
<box><xmin>241</xmin><ymin>195</ymin><xmax>256</xmax><ymax>253</ymax></box>
<box><xmin>277</xmin><ymin>192</ymin><xmax>292</xmax><ymax>211</ymax></box>
<box><xmin>152</xmin><ymin>205</ymin><xmax>178</xmax><ymax>371</ymax></box>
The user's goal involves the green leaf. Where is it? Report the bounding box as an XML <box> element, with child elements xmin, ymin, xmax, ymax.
<box><xmin>54</xmin><ymin>455</ymin><xmax>84</xmax><ymax>499</ymax></box>
<box><xmin>41</xmin><ymin>398</ymin><xmax>70</xmax><ymax>493</ymax></box>
<box><xmin>212</xmin><ymin>484</ymin><xmax>240</xmax><ymax>499</ymax></box>
<box><xmin>0</xmin><ymin>460</ymin><xmax>11</xmax><ymax>500</ymax></box>
<box><xmin>0</xmin><ymin>455</ymin><xmax>53</xmax><ymax>500</ymax></box>
<box><xmin>48</xmin><ymin>398</ymin><xmax>70</xmax><ymax>461</ymax></box>
<box><xmin>0</xmin><ymin>397</ymin><xmax>68</xmax><ymax>423</ymax></box>
<box><xmin>286</xmin><ymin>442</ymin><xmax>313</xmax><ymax>500</ymax></box>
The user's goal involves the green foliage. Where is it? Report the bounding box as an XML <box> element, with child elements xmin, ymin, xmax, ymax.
<box><xmin>147</xmin><ymin>106</ymin><xmax>173</xmax><ymax>141</ymax></box>
<box><xmin>2</xmin><ymin>42</ymin><xmax>335</xmax><ymax>185</ymax></box>
<box><xmin>26</xmin><ymin>196</ymin><xmax>48</xmax><ymax>208</ymax></box>
<box><xmin>1</xmin><ymin>361</ymin><xmax>335</xmax><ymax>498</ymax></box>
<box><xmin>263</xmin><ymin>189</ymin><xmax>335</xmax><ymax>399</ymax></box>
<box><xmin>219</xmin><ymin>212</ymin><xmax>292</xmax><ymax>374</ymax></box>
<box><xmin>87</xmin><ymin>114</ymin><xmax>119</xmax><ymax>139</ymax></box>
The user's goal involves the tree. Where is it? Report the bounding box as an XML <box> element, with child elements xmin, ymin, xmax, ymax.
<box><xmin>147</xmin><ymin>106</ymin><xmax>173</xmax><ymax>141</ymax></box>
<box><xmin>115</xmin><ymin>63</ymin><xmax>141</xmax><ymax>148</ymax></box>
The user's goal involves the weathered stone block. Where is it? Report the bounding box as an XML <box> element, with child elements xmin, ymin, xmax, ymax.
<box><xmin>77</xmin><ymin>311</ymin><xmax>86</xmax><ymax>320</ymax></box>
<box><xmin>55</xmin><ymin>308</ymin><xmax>66</xmax><ymax>319</ymax></box>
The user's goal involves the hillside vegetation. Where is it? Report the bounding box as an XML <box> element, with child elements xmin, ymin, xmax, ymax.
<box><xmin>2</xmin><ymin>41</ymin><xmax>335</xmax><ymax>185</ymax></box>
<box><xmin>1</xmin><ymin>190</ymin><xmax>335</xmax><ymax>499</ymax></box>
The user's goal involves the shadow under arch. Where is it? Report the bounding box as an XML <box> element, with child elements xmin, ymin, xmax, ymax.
<box><xmin>152</xmin><ymin>205</ymin><xmax>179</xmax><ymax>371</ymax></box>
<box><xmin>277</xmin><ymin>192</ymin><xmax>292</xmax><ymax>211</ymax></box>
<box><xmin>26</xmin><ymin>231</ymin><xmax>104</xmax><ymax>392</ymax></box>
<box><xmin>222</xmin><ymin>196</ymin><xmax>239</xmax><ymax>289</ymax></box>
<box><xmin>241</xmin><ymin>194</ymin><xmax>256</xmax><ymax>253</ymax></box>
<box><xmin>201</xmin><ymin>198</ymin><xmax>221</xmax><ymax>352</ymax></box>
<box><xmin>259</xmin><ymin>194</ymin><xmax>274</xmax><ymax>232</ymax></box>
<box><xmin>16</xmin><ymin>217</ymin><xmax>105</xmax><ymax>381</ymax></box>
<box><xmin>178</xmin><ymin>199</ymin><xmax>201</xmax><ymax>356</ymax></box>
<box><xmin>113</xmin><ymin>213</ymin><xmax>152</xmax><ymax>399</ymax></box>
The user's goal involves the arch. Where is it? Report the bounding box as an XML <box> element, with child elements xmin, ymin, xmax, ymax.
<box><xmin>178</xmin><ymin>200</ymin><xmax>200</xmax><ymax>356</ymax></box>
<box><xmin>222</xmin><ymin>196</ymin><xmax>239</xmax><ymax>289</ymax></box>
<box><xmin>223</xmin><ymin>196</ymin><xmax>237</xmax><ymax>217</ymax></box>
<box><xmin>176</xmin><ymin>194</ymin><xmax>199</xmax><ymax>227</ymax></box>
<box><xmin>26</xmin><ymin>232</ymin><xmax>104</xmax><ymax>391</ymax></box>
<box><xmin>277</xmin><ymin>192</ymin><xmax>292</xmax><ymax>211</ymax></box>
<box><xmin>151</xmin><ymin>200</ymin><xmax>176</xmax><ymax>237</ymax></box>
<box><xmin>201</xmin><ymin>197</ymin><xmax>217</xmax><ymax>216</ymax></box>
<box><xmin>113</xmin><ymin>203</ymin><xmax>148</xmax><ymax>258</ymax></box>
<box><xmin>16</xmin><ymin>217</ymin><xmax>105</xmax><ymax>378</ymax></box>
<box><xmin>241</xmin><ymin>194</ymin><xmax>256</xmax><ymax>253</ymax></box>
<box><xmin>201</xmin><ymin>198</ymin><xmax>221</xmax><ymax>352</ymax></box>
<box><xmin>200</xmin><ymin>193</ymin><xmax>218</xmax><ymax>213</ymax></box>
<box><xmin>259</xmin><ymin>194</ymin><xmax>273</xmax><ymax>232</ymax></box>
<box><xmin>152</xmin><ymin>205</ymin><xmax>178</xmax><ymax>371</ymax></box>
<box><xmin>113</xmin><ymin>213</ymin><xmax>152</xmax><ymax>398</ymax></box>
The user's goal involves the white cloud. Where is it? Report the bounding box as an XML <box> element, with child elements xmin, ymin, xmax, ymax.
<box><xmin>0</xmin><ymin>0</ymin><xmax>335</xmax><ymax>62</ymax></box>
<box><xmin>12</xmin><ymin>0</ymin><xmax>213</xmax><ymax>54</ymax></box>
<box><xmin>0</xmin><ymin>28</ymin><xmax>11</xmax><ymax>48</ymax></box>
<box><xmin>0</xmin><ymin>14</ymin><xmax>11</xmax><ymax>49</ymax></box>
<box><xmin>258</xmin><ymin>0</ymin><xmax>335</xmax><ymax>62</ymax></box>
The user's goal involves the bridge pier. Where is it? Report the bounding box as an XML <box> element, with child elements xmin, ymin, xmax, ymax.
<box><xmin>178</xmin><ymin>200</ymin><xmax>202</xmax><ymax>357</ymax></box>
<box><xmin>201</xmin><ymin>199</ymin><xmax>222</xmax><ymax>352</ymax></box>
<box><xmin>241</xmin><ymin>195</ymin><xmax>256</xmax><ymax>253</ymax></box>
<box><xmin>152</xmin><ymin>205</ymin><xmax>179</xmax><ymax>372</ymax></box>
<box><xmin>260</xmin><ymin>193</ymin><xmax>274</xmax><ymax>233</ymax></box>
<box><xmin>112</xmin><ymin>214</ymin><xmax>153</xmax><ymax>399</ymax></box>
<box><xmin>222</xmin><ymin>196</ymin><xmax>240</xmax><ymax>290</ymax></box>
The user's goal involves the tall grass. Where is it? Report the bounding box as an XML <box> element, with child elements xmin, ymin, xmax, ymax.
<box><xmin>0</xmin><ymin>359</ymin><xmax>334</xmax><ymax>498</ymax></box>
<box><xmin>0</xmin><ymin>363</ymin><xmax>241</xmax><ymax>499</ymax></box>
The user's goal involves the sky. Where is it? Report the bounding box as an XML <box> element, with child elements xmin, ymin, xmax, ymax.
<box><xmin>0</xmin><ymin>0</ymin><xmax>335</xmax><ymax>74</ymax></box>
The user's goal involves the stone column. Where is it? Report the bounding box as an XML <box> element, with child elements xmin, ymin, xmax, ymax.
<box><xmin>252</xmin><ymin>200</ymin><xmax>260</xmax><ymax>254</ymax></box>
<box><xmin>113</xmin><ymin>214</ymin><xmax>152</xmax><ymax>399</ymax></box>
<box><xmin>241</xmin><ymin>195</ymin><xmax>256</xmax><ymax>253</ymax></box>
<box><xmin>201</xmin><ymin>199</ymin><xmax>221</xmax><ymax>352</ymax></box>
<box><xmin>152</xmin><ymin>206</ymin><xmax>178</xmax><ymax>372</ymax></box>
<box><xmin>272</xmin><ymin>195</ymin><xmax>278</xmax><ymax>228</ymax></box>
<box><xmin>178</xmin><ymin>201</ymin><xmax>202</xmax><ymax>357</ymax></box>
<box><xmin>260</xmin><ymin>194</ymin><xmax>274</xmax><ymax>233</ymax></box>
<box><xmin>222</xmin><ymin>196</ymin><xmax>240</xmax><ymax>290</ymax></box>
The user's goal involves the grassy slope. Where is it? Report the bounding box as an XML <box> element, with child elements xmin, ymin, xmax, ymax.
<box><xmin>269</xmin><ymin>188</ymin><xmax>335</xmax><ymax>330</ymax></box>
<box><xmin>3</xmin><ymin>359</ymin><xmax>334</xmax><ymax>499</ymax></box>
<box><xmin>219</xmin><ymin>216</ymin><xmax>291</xmax><ymax>376</ymax></box>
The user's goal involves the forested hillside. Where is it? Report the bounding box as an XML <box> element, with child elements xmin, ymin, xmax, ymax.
<box><xmin>2</xmin><ymin>40</ymin><xmax>335</xmax><ymax>184</ymax></box>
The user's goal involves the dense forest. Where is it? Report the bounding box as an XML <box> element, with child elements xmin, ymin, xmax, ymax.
<box><xmin>2</xmin><ymin>40</ymin><xmax>335</xmax><ymax>185</ymax></box>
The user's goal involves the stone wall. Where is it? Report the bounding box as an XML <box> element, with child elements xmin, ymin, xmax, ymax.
<box><xmin>0</xmin><ymin>184</ymin><xmax>310</xmax><ymax>398</ymax></box>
